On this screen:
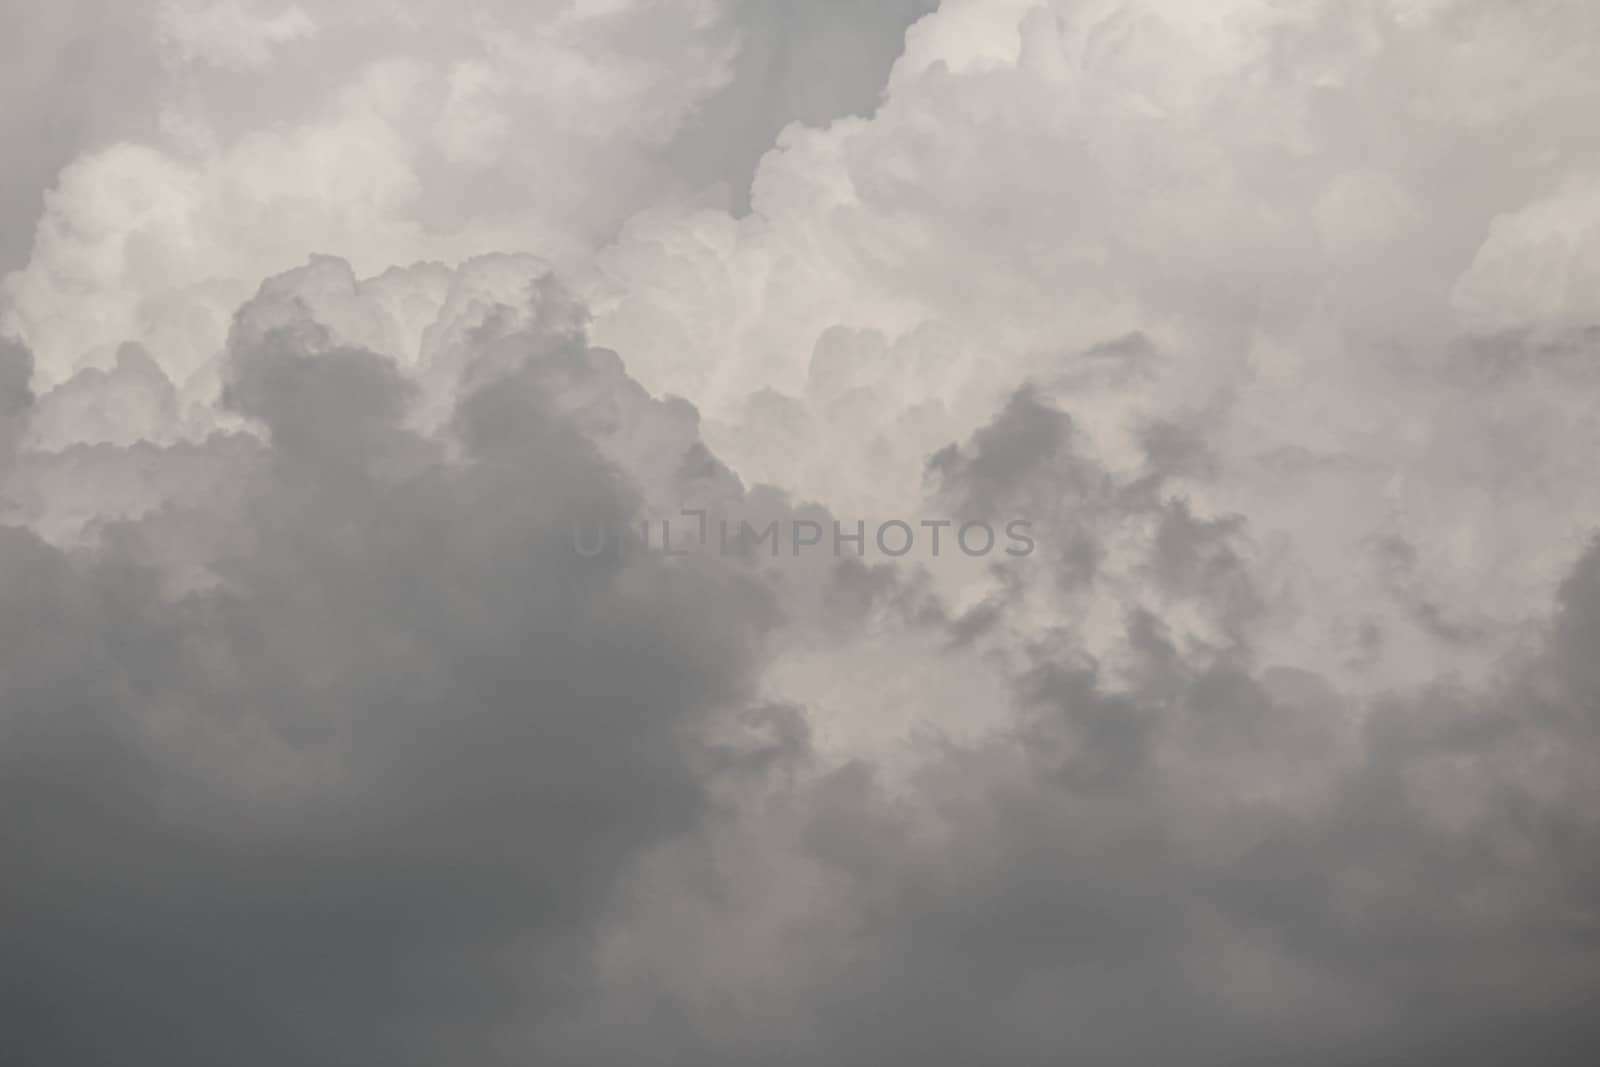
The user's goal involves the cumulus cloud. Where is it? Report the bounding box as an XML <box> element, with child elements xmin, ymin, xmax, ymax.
<box><xmin>4</xmin><ymin>2</ymin><xmax>1600</xmax><ymax>1065</ymax></box>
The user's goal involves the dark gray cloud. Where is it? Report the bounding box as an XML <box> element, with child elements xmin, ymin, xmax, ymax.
<box><xmin>928</xmin><ymin>383</ymin><xmax>1078</xmax><ymax>515</ymax></box>
<box><xmin>0</xmin><ymin>336</ymin><xmax>33</xmax><ymax>479</ymax></box>
<box><xmin>0</xmin><ymin>280</ymin><xmax>780</xmax><ymax>1067</ymax></box>
<box><xmin>0</xmin><ymin>337</ymin><xmax>32</xmax><ymax>418</ymax></box>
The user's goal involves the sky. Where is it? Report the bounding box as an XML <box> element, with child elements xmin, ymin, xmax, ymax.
<box><xmin>2</xmin><ymin>2</ymin><xmax>1599</xmax><ymax>1064</ymax></box>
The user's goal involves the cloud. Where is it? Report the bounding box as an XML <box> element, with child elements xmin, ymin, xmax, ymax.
<box><xmin>2</xmin><ymin>0</ymin><xmax>745</xmax><ymax>389</ymax></box>
<box><xmin>157</xmin><ymin>0</ymin><xmax>318</xmax><ymax>71</ymax></box>
<box><xmin>0</xmin><ymin>0</ymin><xmax>165</xmax><ymax>270</ymax></box>
<box><xmin>1</xmin><ymin>0</ymin><xmax>937</xmax><ymax>389</ymax></box>
<box><xmin>587</xmin><ymin>0</ymin><xmax>1600</xmax><ymax>693</ymax></box>
<box><xmin>569</xmin><ymin>411</ymin><xmax>1600</xmax><ymax>1066</ymax></box>
<box><xmin>4</xmin><ymin>2</ymin><xmax>1600</xmax><ymax>1064</ymax></box>
<box><xmin>0</xmin><ymin>267</ymin><xmax>785</xmax><ymax>1066</ymax></box>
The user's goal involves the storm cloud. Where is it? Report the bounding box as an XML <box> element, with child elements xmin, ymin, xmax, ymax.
<box><xmin>3</xmin><ymin>2</ymin><xmax>1600</xmax><ymax>1065</ymax></box>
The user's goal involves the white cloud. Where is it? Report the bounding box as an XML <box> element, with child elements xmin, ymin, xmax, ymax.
<box><xmin>158</xmin><ymin>0</ymin><xmax>318</xmax><ymax>70</ymax></box>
